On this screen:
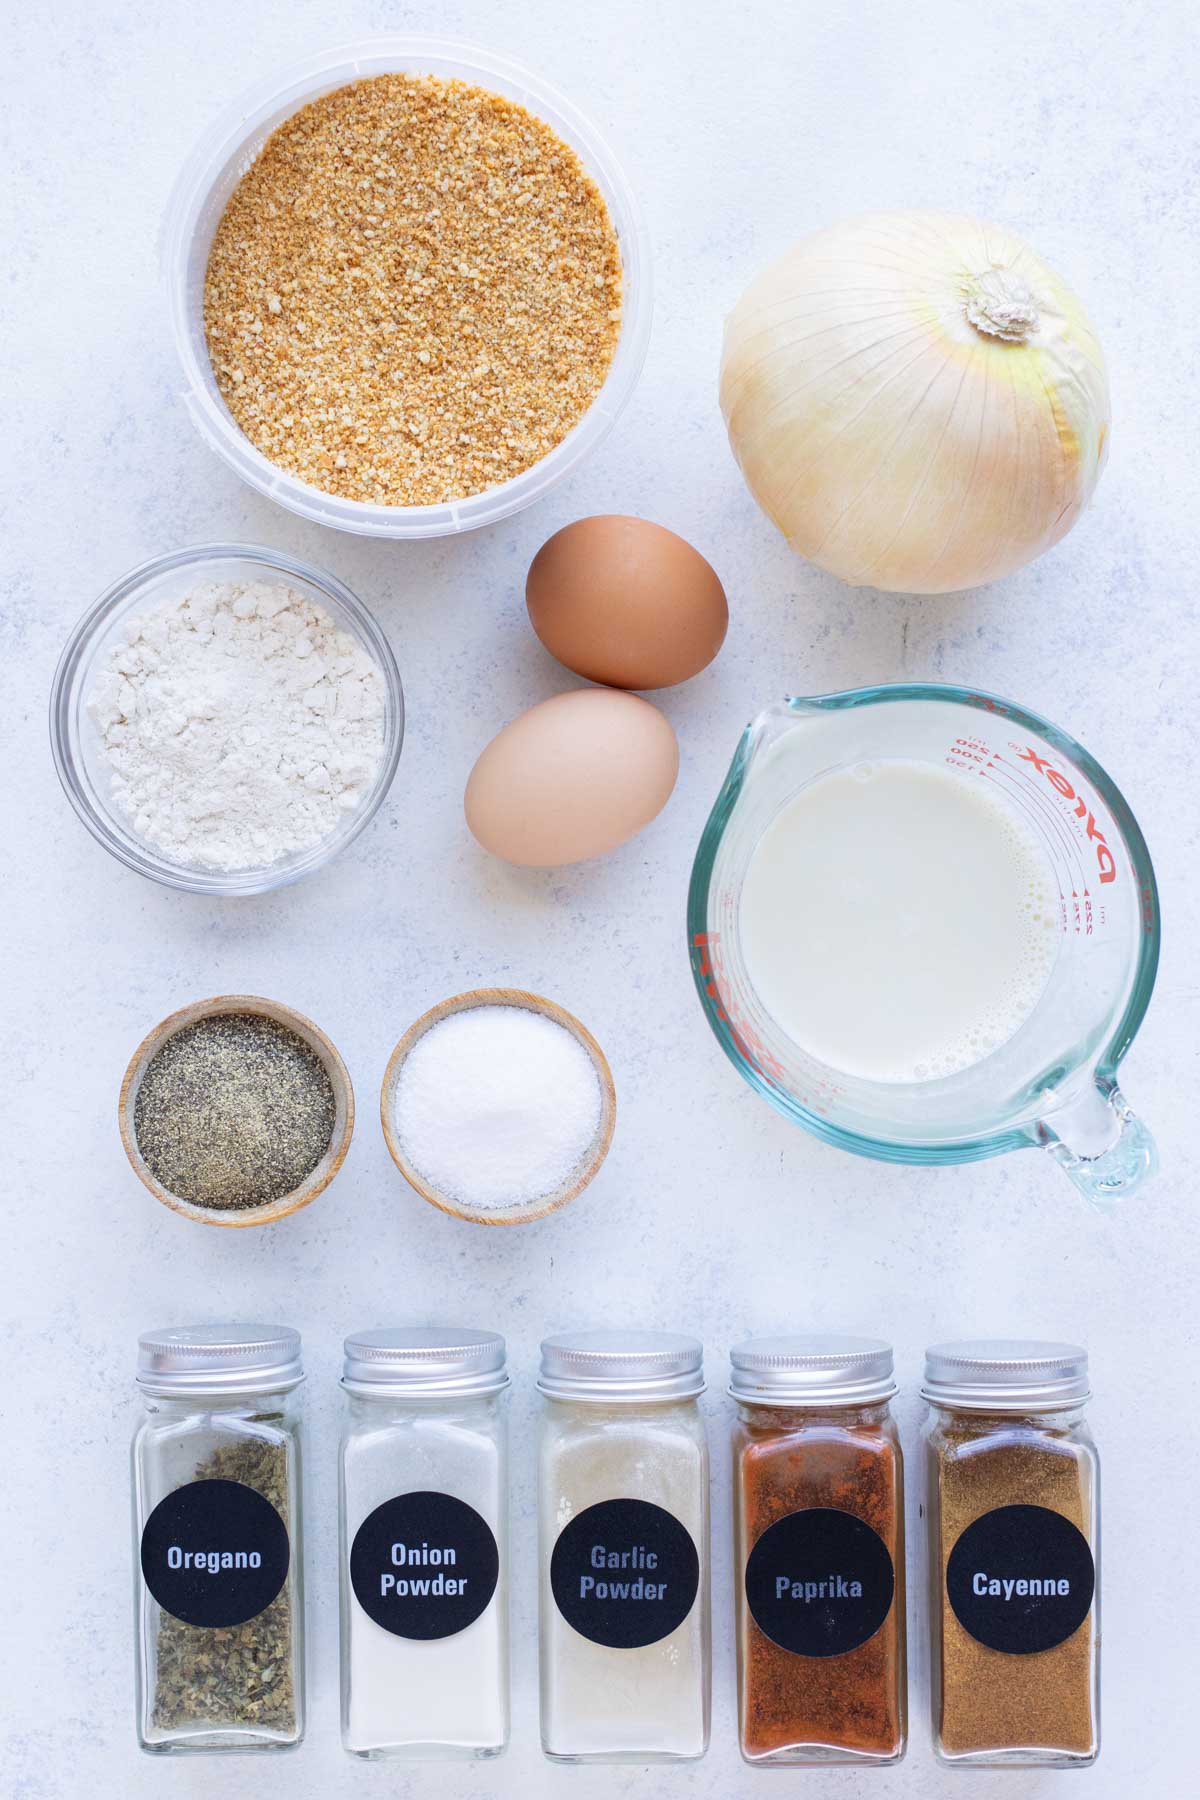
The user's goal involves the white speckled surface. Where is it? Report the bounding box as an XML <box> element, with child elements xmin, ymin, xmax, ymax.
<box><xmin>3</xmin><ymin>0</ymin><xmax>1197</xmax><ymax>1793</ymax></box>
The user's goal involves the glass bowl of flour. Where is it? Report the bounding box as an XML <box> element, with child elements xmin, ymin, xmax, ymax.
<box><xmin>51</xmin><ymin>543</ymin><xmax>404</xmax><ymax>894</ymax></box>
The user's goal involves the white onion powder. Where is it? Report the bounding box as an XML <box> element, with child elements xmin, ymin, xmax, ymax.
<box><xmin>394</xmin><ymin>1006</ymin><xmax>604</xmax><ymax>1211</ymax></box>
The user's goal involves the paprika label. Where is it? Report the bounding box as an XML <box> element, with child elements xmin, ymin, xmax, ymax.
<box><xmin>744</xmin><ymin>1506</ymin><xmax>895</xmax><ymax>1658</ymax></box>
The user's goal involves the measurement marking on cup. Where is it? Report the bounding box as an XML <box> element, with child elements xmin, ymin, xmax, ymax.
<box><xmin>986</xmin><ymin>762</ymin><xmax>1094</xmax><ymax>912</ymax></box>
<box><xmin>984</xmin><ymin>757</ymin><xmax>1080</xmax><ymax>869</ymax></box>
<box><xmin>991</xmin><ymin>764</ymin><xmax>1097</xmax><ymax>936</ymax></box>
<box><xmin>1011</xmin><ymin>744</ymin><xmax>1118</xmax><ymax>886</ymax></box>
<box><xmin>949</xmin><ymin>732</ymin><xmax>1118</xmax><ymax>892</ymax></box>
<box><xmin>949</xmin><ymin>737</ymin><xmax>1107</xmax><ymax>941</ymax></box>
<box><xmin>984</xmin><ymin>763</ymin><xmax>1082</xmax><ymax>895</ymax></box>
<box><xmin>956</xmin><ymin>750</ymin><xmax>1079</xmax><ymax>896</ymax></box>
<box><xmin>693</xmin><ymin>932</ymin><xmax>790</xmax><ymax>1088</ymax></box>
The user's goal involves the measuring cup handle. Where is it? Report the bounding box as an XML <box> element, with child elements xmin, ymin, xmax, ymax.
<box><xmin>1039</xmin><ymin>1082</ymin><xmax>1158</xmax><ymax>1207</ymax></box>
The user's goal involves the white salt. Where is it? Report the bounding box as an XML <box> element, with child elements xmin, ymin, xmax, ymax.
<box><xmin>394</xmin><ymin>1006</ymin><xmax>603</xmax><ymax>1211</ymax></box>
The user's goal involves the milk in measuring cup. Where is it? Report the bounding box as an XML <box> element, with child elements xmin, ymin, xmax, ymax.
<box><xmin>739</xmin><ymin>760</ymin><xmax>1059</xmax><ymax>1083</ymax></box>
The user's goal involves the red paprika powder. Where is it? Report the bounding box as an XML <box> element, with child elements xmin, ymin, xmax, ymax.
<box><xmin>730</xmin><ymin>1336</ymin><xmax>906</xmax><ymax>1765</ymax></box>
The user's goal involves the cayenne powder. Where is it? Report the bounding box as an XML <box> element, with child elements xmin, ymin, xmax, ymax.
<box><xmin>730</xmin><ymin>1338</ymin><xmax>906</xmax><ymax>1766</ymax></box>
<box><xmin>923</xmin><ymin>1341</ymin><xmax>1099</xmax><ymax>1766</ymax></box>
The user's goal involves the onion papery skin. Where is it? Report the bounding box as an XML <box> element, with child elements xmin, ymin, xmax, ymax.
<box><xmin>720</xmin><ymin>212</ymin><xmax>1110</xmax><ymax>594</ymax></box>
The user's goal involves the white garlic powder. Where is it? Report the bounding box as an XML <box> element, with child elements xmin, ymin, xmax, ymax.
<box><xmin>87</xmin><ymin>579</ymin><xmax>386</xmax><ymax>871</ymax></box>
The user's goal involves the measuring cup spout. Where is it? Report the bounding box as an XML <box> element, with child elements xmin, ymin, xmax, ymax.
<box><xmin>1038</xmin><ymin>1080</ymin><xmax>1158</xmax><ymax>1208</ymax></box>
<box><xmin>730</xmin><ymin>697</ymin><xmax>835</xmax><ymax>792</ymax></box>
<box><xmin>743</xmin><ymin>699</ymin><xmax>808</xmax><ymax>760</ymax></box>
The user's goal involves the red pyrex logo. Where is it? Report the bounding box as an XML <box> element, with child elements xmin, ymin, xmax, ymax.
<box><xmin>1015</xmin><ymin>745</ymin><xmax>1117</xmax><ymax>885</ymax></box>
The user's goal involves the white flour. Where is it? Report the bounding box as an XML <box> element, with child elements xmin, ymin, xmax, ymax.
<box><xmin>87</xmin><ymin>579</ymin><xmax>386</xmax><ymax>871</ymax></box>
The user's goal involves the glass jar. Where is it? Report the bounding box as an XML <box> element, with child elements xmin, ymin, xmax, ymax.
<box><xmin>923</xmin><ymin>1340</ymin><xmax>1099</xmax><ymax>1767</ymax></box>
<box><xmin>132</xmin><ymin>1325</ymin><xmax>305</xmax><ymax>1754</ymax></box>
<box><xmin>538</xmin><ymin>1330</ymin><xmax>711</xmax><ymax>1762</ymax></box>
<box><xmin>339</xmin><ymin>1327</ymin><xmax>509</xmax><ymax>1759</ymax></box>
<box><xmin>731</xmin><ymin>1336</ymin><xmax>906</xmax><ymax>1766</ymax></box>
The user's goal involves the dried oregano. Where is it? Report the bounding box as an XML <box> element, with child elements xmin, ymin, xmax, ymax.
<box><xmin>152</xmin><ymin>1431</ymin><xmax>297</xmax><ymax>1734</ymax></box>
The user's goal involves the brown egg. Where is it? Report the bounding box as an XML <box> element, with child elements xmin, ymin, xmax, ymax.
<box><xmin>465</xmin><ymin>689</ymin><xmax>679</xmax><ymax>867</ymax></box>
<box><xmin>526</xmin><ymin>515</ymin><xmax>728</xmax><ymax>689</ymax></box>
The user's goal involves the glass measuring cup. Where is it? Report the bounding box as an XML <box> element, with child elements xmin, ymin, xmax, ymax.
<box><xmin>688</xmin><ymin>685</ymin><xmax>1159</xmax><ymax>1205</ymax></box>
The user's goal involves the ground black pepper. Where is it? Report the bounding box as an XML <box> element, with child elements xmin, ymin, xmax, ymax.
<box><xmin>133</xmin><ymin>1012</ymin><xmax>335</xmax><ymax>1209</ymax></box>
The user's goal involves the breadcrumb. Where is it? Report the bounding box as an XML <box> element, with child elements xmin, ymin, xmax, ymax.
<box><xmin>203</xmin><ymin>73</ymin><xmax>623</xmax><ymax>506</ymax></box>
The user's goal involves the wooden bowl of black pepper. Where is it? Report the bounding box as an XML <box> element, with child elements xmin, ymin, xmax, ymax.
<box><xmin>119</xmin><ymin>995</ymin><xmax>354</xmax><ymax>1227</ymax></box>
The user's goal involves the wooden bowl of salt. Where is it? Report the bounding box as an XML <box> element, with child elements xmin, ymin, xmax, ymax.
<box><xmin>380</xmin><ymin>988</ymin><xmax>616</xmax><ymax>1226</ymax></box>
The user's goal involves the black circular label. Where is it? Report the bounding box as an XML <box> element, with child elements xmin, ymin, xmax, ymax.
<box><xmin>140</xmin><ymin>1478</ymin><xmax>289</xmax><ymax>1628</ymax></box>
<box><xmin>947</xmin><ymin>1503</ymin><xmax>1095</xmax><ymax>1654</ymax></box>
<box><xmin>350</xmin><ymin>1491</ymin><xmax>499</xmax><ymax>1640</ymax></box>
<box><xmin>550</xmin><ymin>1497</ymin><xmax>700</xmax><ymax>1649</ymax></box>
<box><xmin>745</xmin><ymin>1507</ymin><xmax>895</xmax><ymax>1658</ymax></box>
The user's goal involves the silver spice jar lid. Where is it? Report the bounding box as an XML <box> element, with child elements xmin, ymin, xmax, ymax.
<box><xmin>729</xmin><ymin>1335</ymin><xmax>896</xmax><ymax>1406</ymax></box>
<box><xmin>923</xmin><ymin>1339</ymin><xmax>1090</xmax><ymax>1410</ymax></box>
<box><xmin>343</xmin><ymin>1327</ymin><xmax>508</xmax><ymax>1398</ymax></box>
<box><xmin>538</xmin><ymin>1330</ymin><xmax>705</xmax><ymax>1402</ymax></box>
<box><xmin>137</xmin><ymin>1324</ymin><xmax>303</xmax><ymax>1396</ymax></box>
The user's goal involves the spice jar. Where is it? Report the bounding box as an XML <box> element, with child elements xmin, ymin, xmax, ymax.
<box><xmin>730</xmin><ymin>1336</ymin><xmax>906</xmax><ymax>1766</ymax></box>
<box><xmin>132</xmin><ymin>1325</ymin><xmax>305</xmax><ymax>1754</ymax></box>
<box><xmin>339</xmin><ymin>1328</ymin><xmax>509</xmax><ymax>1759</ymax></box>
<box><xmin>923</xmin><ymin>1339</ymin><xmax>1099</xmax><ymax>1767</ymax></box>
<box><xmin>537</xmin><ymin>1330</ymin><xmax>710</xmax><ymax>1762</ymax></box>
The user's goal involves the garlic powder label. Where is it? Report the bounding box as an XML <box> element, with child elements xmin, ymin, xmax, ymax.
<box><xmin>550</xmin><ymin>1497</ymin><xmax>700</xmax><ymax>1649</ymax></box>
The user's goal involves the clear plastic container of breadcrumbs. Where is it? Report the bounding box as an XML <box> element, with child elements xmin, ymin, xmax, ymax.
<box><xmin>162</xmin><ymin>37</ymin><xmax>652</xmax><ymax>538</ymax></box>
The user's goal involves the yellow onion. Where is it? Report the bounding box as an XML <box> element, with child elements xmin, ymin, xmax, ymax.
<box><xmin>720</xmin><ymin>211</ymin><xmax>1109</xmax><ymax>593</ymax></box>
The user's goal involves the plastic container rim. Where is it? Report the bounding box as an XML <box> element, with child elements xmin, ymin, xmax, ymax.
<box><xmin>161</xmin><ymin>35</ymin><xmax>654</xmax><ymax>538</ymax></box>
